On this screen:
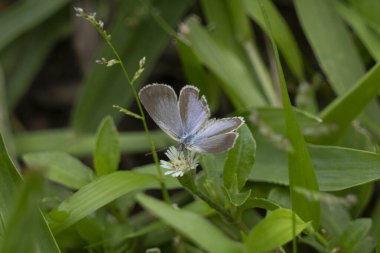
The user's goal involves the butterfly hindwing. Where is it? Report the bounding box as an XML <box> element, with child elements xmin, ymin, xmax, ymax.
<box><xmin>188</xmin><ymin>117</ymin><xmax>244</xmax><ymax>153</ymax></box>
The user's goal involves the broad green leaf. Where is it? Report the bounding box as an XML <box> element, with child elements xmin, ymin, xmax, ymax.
<box><xmin>253</xmin><ymin>106</ymin><xmax>321</xmax><ymax>134</ymax></box>
<box><xmin>0</xmin><ymin>0</ymin><xmax>69</xmax><ymax>53</ymax></box>
<box><xmin>1</xmin><ymin>171</ymin><xmax>43</xmax><ymax>253</ymax></box>
<box><xmin>335</xmin><ymin>1</ymin><xmax>380</xmax><ymax>61</ymax></box>
<box><xmin>49</xmin><ymin>171</ymin><xmax>158</xmax><ymax>233</ymax></box>
<box><xmin>294</xmin><ymin>0</ymin><xmax>380</xmax><ymax>138</ymax></box>
<box><xmin>14</xmin><ymin>128</ymin><xmax>172</xmax><ymax>156</ymax></box>
<box><xmin>251</xmin><ymin>137</ymin><xmax>380</xmax><ymax>191</ymax></box>
<box><xmin>72</xmin><ymin>0</ymin><xmax>191</xmax><ymax>132</ymax></box>
<box><xmin>320</xmin><ymin>201</ymin><xmax>351</xmax><ymax>239</ymax></box>
<box><xmin>224</xmin><ymin>124</ymin><xmax>256</xmax><ymax>190</ymax></box>
<box><xmin>137</xmin><ymin>194</ymin><xmax>243</xmax><ymax>253</ymax></box>
<box><xmin>22</xmin><ymin>152</ymin><xmax>94</xmax><ymax>189</ymax></box>
<box><xmin>200</xmin><ymin>0</ymin><xmax>251</xmax><ymax>52</ymax></box>
<box><xmin>320</xmin><ymin>63</ymin><xmax>380</xmax><ymax>142</ymax></box>
<box><xmin>0</xmin><ymin>134</ymin><xmax>60</xmax><ymax>252</ymax></box>
<box><xmin>262</xmin><ymin>3</ymin><xmax>320</xmax><ymax>228</ymax></box>
<box><xmin>0</xmin><ymin>134</ymin><xmax>22</xmax><ymax>235</ymax></box>
<box><xmin>94</xmin><ymin>116</ymin><xmax>120</xmax><ymax>176</ymax></box>
<box><xmin>183</xmin><ymin>17</ymin><xmax>266</xmax><ymax>109</ymax></box>
<box><xmin>243</xmin><ymin>0</ymin><xmax>304</xmax><ymax>80</ymax></box>
<box><xmin>245</xmin><ymin>208</ymin><xmax>309</xmax><ymax>252</ymax></box>
<box><xmin>332</xmin><ymin>219</ymin><xmax>372</xmax><ymax>253</ymax></box>
<box><xmin>294</xmin><ymin>0</ymin><xmax>364</xmax><ymax>94</ymax></box>
<box><xmin>198</xmin><ymin>154</ymin><xmax>226</xmax><ymax>206</ymax></box>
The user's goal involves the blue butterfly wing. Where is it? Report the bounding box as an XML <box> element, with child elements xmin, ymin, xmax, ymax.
<box><xmin>139</xmin><ymin>83</ymin><xmax>183</xmax><ymax>140</ymax></box>
<box><xmin>188</xmin><ymin>117</ymin><xmax>244</xmax><ymax>153</ymax></box>
<box><xmin>178</xmin><ymin>85</ymin><xmax>210</xmax><ymax>137</ymax></box>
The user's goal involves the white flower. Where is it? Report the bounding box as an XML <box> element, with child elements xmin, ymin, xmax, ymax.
<box><xmin>160</xmin><ymin>146</ymin><xmax>198</xmax><ymax>177</ymax></box>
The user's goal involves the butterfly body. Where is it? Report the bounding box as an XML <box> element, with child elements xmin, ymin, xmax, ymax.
<box><xmin>138</xmin><ymin>83</ymin><xmax>244</xmax><ymax>153</ymax></box>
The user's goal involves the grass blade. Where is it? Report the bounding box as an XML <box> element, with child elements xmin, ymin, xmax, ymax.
<box><xmin>183</xmin><ymin>17</ymin><xmax>266</xmax><ymax>108</ymax></box>
<box><xmin>22</xmin><ymin>152</ymin><xmax>94</xmax><ymax>189</ymax></box>
<box><xmin>320</xmin><ymin>64</ymin><xmax>380</xmax><ymax>142</ymax></box>
<box><xmin>293</xmin><ymin>0</ymin><xmax>380</xmax><ymax>138</ymax></box>
<box><xmin>243</xmin><ymin>0</ymin><xmax>304</xmax><ymax>80</ymax></box>
<box><xmin>137</xmin><ymin>193</ymin><xmax>243</xmax><ymax>253</ymax></box>
<box><xmin>49</xmin><ymin>171</ymin><xmax>159</xmax><ymax>233</ymax></box>
<box><xmin>0</xmin><ymin>134</ymin><xmax>60</xmax><ymax>252</ymax></box>
<box><xmin>260</xmin><ymin>1</ymin><xmax>320</xmax><ymax>229</ymax></box>
<box><xmin>14</xmin><ymin>128</ymin><xmax>172</xmax><ymax>156</ymax></box>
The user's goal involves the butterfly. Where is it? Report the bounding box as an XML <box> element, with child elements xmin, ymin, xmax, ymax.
<box><xmin>138</xmin><ymin>83</ymin><xmax>244</xmax><ymax>153</ymax></box>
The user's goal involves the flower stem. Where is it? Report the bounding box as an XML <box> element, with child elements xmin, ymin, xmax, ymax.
<box><xmin>93</xmin><ymin>20</ymin><xmax>171</xmax><ymax>203</ymax></box>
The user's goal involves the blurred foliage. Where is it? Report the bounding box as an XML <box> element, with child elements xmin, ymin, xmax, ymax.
<box><xmin>1</xmin><ymin>0</ymin><xmax>380</xmax><ymax>252</ymax></box>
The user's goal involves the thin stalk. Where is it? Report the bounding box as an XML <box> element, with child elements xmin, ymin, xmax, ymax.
<box><xmin>76</xmin><ymin>9</ymin><xmax>171</xmax><ymax>203</ymax></box>
<box><xmin>104</xmin><ymin>39</ymin><xmax>170</xmax><ymax>204</ymax></box>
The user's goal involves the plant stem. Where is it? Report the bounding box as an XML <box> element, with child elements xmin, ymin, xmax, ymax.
<box><xmin>179</xmin><ymin>174</ymin><xmax>249</xmax><ymax>235</ymax></box>
<box><xmin>101</xmin><ymin>31</ymin><xmax>170</xmax><ymax>203</ymax></box>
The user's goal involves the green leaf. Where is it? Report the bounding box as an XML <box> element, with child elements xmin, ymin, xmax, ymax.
<box><xmin>261</xmin><ymin>1</ymin><xmax>320</xmax><ymax>228</ymax></box>
<box><xmin>245</xmin><ymin>208</ymin><xmax>310</xmax><ymax>252</ymax></box>
<box><xmin>183</xmin><ymin>17</ymin><xmax>266</xmax><ymax>109</ymax></box>
<box><xmin>224</xmin><ymin>179</ymin><xmax>251</xmax><ymax>207</ymax></box>
<box><xmin>293</xmin><ymin>0</ymin><xmax>380</xmax><ymax>138</ymax></box>
<box><xmin>349</xmin><ymin>0</ymin><xmax>380</xmax><ymax>33</ymax></box>
<box><xmin>0</xmin><ymin>135</ymin><xmax>22</xmax><ymax>235</ymax></box>
<box><xmin>94</xmin><ymin>116</ymin><xmax>120</xmax><ymax>176</ymax></box>
<box><xmin>224</xmin><ymin>124</ymin><xmax>256</xmax><ymax>190</ymax></box>
<box><xmin>243</xmin><ymin>0</ymin><xmax>304</xmax><ymax>80</ymax></box>
<box><xmin>332</xmin><ymin>219</ymin><xmax>372</xmax><ymax>253</ymax></box>
<box><xmin>335</xmin><ymin>1</ymin><xmax>380</xmax><ymax>61</ymax></box>
<box><xmin>22</xmin><ymin>151</ymin><xmax>94</xmax><ymax>189</ymax></box>
<box><xmin>14</xmin><ymin>128</ymin><xmax>172</xmax><ymax>156</ymax></box>
<box><xmin>0</xmin><ymin>0</ymin><xmax>69</xmax><ymax>53</ymax></box>
<box><xmin>0</xmin><ymin>134</ymin><xmax>60</xmax><ymax>252</ymax></box>
<box><xmin>251</xmin><ymin>139</ymin><xmax>380</xmax><ymax>191</ymax></box>
<box><xmin>319</xmin><ymin>63</ymin><xmax>380</xmax><ymax>142</ymax></box>
<box><xmin>137</xmin><ymin>194</ymin><xmax>243</xmax><ymax>253</ymax></box>
<box><xmin>294</xmin><ymin>0</ymin><xmax>364</xmax><ymax>94</ymax></box>
<box><xmin>1</xmin><ymin>171</ymin><xmax>43</xmax><ymax>253</ymax></box>
<box><xmin>49</xmin><ymin>171</ymin><xmax>158</xmax><ymax>233</ymax></box>
<box><xmin>240</xmin><ymin>194</ymin><xmax>280</xmax><ymax>211</ymax></box>
<box><xmin>72</xmin><ymin>0</ymin><xmax>191</xmax><ymax>132</ymax></box>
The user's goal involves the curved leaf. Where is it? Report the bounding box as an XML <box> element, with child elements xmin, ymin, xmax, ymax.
<box><xmin>49</xmin><ymin>171</ymin><xmax>158</xmax><ymax>233</ymax></box>
<box><xmin>137</xmin><ymin>194</ymin><xmax>243</xmax><ymax>253</ymax></box>
<box><xmin>245</xmin><ymin>208</ymin><xmax>309</xmax><ymax>252</ymax></box>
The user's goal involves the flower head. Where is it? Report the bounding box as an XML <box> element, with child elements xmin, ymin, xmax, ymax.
<box><xmin>160</xmin><ymin>146</ymin><xmax>198</xmax><ymax>177</ymax></box>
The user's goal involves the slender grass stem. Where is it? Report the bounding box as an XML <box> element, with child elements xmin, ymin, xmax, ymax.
<box><xmin>76</xmin><ymin>9</ymin><xmax>171</xmax><ymax>203</ymax></box>
<box><xmin>105</xmin><ymin>39</ymin><xmax>170</xmax><ymax>204</ymax></box>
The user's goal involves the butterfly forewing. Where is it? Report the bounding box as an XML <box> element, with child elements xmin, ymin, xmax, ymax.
<box><xmin>138</xmin><ymin>84</ymin><xmax>183</xmax><ymax>140</ymax></box>
<box><xmin>178</xmin><ymin>85</ymin><xmax>210</xmax><ymax>137</ymax></box>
